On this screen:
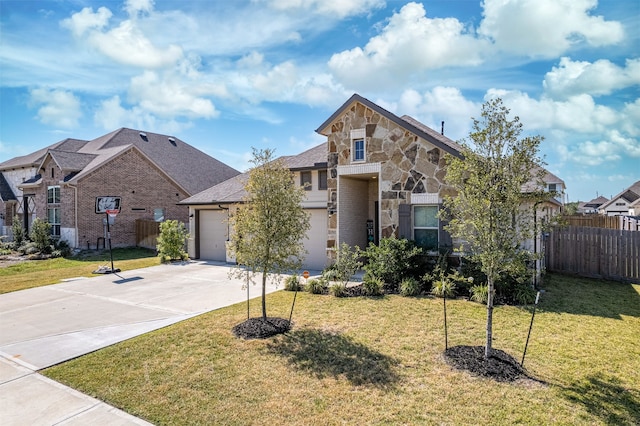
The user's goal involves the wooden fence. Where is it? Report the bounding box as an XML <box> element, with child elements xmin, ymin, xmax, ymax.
<box><xmin>136</xmin><ymin>219</ymin><xmax>160</xmax><ymax>250</ymax></box>
<box><xmin>546</xmin><ymin>226</ymin><xmax>640</xmax><ymax>283</ymax></box>
<box><xmin>562</xmin><ymin>215</ymin><xmax>639</xmax><ymax>231</ymax></box>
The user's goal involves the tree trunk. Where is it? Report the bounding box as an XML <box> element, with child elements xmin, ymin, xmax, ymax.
<box><xmin>261</xmin><ymin>270</ymin><xmax>267</xmax><ymax>320</ymax></box>
<box><xmin>485</xmin><ymin>275</ymin><xmax>494</xmax><ymax>359</ymax></box>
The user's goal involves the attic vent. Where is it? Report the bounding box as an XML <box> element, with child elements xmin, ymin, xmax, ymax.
<box><xmin>168</xmin><ymin>137</ymin><xmax>177</xmax><ymax>146</ymax></box>
<box><xmin>139</xmin><ymin>132</ymin><xmax>148</xmax><ymax>141</ymax></box>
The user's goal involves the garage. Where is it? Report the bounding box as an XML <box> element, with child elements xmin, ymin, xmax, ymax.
<box><xmin>198</xmin><ymin>210</ymin><xmax>229</xmax><ymax>261</ymax></box>
<box><xmin>303</xmin><ymin>209</ymin><xmax>329</xmax><ymax>271</ymax></box>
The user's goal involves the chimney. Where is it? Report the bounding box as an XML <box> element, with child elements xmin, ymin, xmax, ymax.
<box><xmin>441</xmin><ymin>121</ymin><xmax>445</xmax><ymax>135</ymax></box>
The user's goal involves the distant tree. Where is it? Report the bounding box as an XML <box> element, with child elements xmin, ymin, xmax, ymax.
<box><xmin>157</xmin><ymin>220</ymin><xmax>189</xmax><ymax>262</ymax></box>
<box><xmin>229</xmin><ymin>148</ymin><xmax>310</xmax><ymax>320</ymax></box>
<box><xmin>442</xmin><ymin>98</ymin><xmax>547</xmax><ymax>359</ymax></box>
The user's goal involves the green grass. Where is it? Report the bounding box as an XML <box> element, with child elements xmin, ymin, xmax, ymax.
<box><xmin>43</xmin><ymin>273</ymin><xmax>640</xmax><ymax>425</ymax></box>
<box><xmin>0</xmin><ymin>248</ymin><xmax>160</xmax><ymax>294</ymax></box>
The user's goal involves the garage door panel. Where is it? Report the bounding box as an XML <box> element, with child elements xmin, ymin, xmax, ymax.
<box><xmin>303</xmin><ymin>210</ymin><xmax>329</xmax><ymax>270</ymax></box>
<box><xmin>199</xmin><ymin>211</ymin><xmax>227</xmax><ymax>261</ymax></box>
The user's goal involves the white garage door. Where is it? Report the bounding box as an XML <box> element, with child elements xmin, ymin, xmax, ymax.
<box><xmin>199</xmin><ymin>210</ymin><xmax>228</xmax><ymax>261</ymax></box>
<box><xmin>303</xmin><ymin>209</ymin><xmax>329</xmax><ymax>271</ymax></box>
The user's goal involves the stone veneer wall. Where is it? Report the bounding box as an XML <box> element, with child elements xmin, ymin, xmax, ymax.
<box><xmin>326</xmin><ymin>101</ymin><xmax>455</xmax><ymax>250</ymax></box>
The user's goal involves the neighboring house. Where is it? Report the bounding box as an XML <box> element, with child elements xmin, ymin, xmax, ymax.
<box><xmin>577</xmin><ymin>196</ymin><xmax>609</xmax><ymax>214</ymax></box>
<box><xmin>182</xmin><ymin>93</ymin><xmax>564</xmax><ymax>270</ymax></box>
<box><xmin>0</xmin><ymin>128</ymin><xmax>239</xmax><ymax>248</ymax></box>
<box><xmin>629</xmin><ymin>198</ymin><xmax>640</xmax><ymax>216</ymax></box>
<box><xmin>598</xmin><ymin>180</ymin><xmax>640</xmax><ymax>216</ymax></box>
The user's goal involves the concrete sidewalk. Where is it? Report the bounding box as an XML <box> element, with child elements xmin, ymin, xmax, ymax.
<box><xmin>0</xmin><ymin>261</ymin><xmax>283</xmax><ymax>425</ymax></box>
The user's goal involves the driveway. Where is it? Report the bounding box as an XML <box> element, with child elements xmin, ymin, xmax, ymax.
<box><xmin>0</xmin><ymin>261</ymin><xmax>283</xmax><ymax>425</ymax></box>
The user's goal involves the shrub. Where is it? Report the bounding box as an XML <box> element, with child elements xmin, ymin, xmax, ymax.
<box><xmin>29</xmin><ymin>218</ymin><xmax>52</xmax><ymax>253</ymax></box>
<box><xmin>54</xmin><ymin>239</ymin><xmax>72</xmax><ymax>257</ymax></box>
<box><xmin>157</xmin><ymin>220</ymin><xmax>189</xmax><ymax>262</ymax></box>
<box><xmin>512</xmin><ymin>282</ymin><xmax>537</xmax><ymax>305</ymax></box>
<box><xmin>400</xmin><ymin>277</ymin><xmax>423</xmax><ymax>297</ymax></box>
<box><xmin>362</xmin><ymin>276</ymin><xmax>384</xmax><ymax>296</ymax></box>
<box><xmin>23</xmin><ymin>242</ymin><xmax>40</xmax><ymax>256</ymax></box>
<box><xmin>284</xmin><ymin>275</ymin><xmax>302</xmax><ymax>291</ymax></box>
<box><xmin>11</xmin><ymin>216</ymin><xmax>25</xmax><ymax>248</ymax></box>
<box><xmin>306</xmin><ymin>278</ymin><xmax>326</xmax><ymax>294</ymax></box>
<box><xmin>331</xmin><ymin>242</ymin><xmax>362</xmax><ymax>286</ymax></box>
<box><xmin>363</xmin><ymin>237</ymin><xmax>423</xmax><ymax>291</ymax></box>
<box><xmin>329</xmin><ymin>283</ymin><xmax>348</xmax><ymax>297</ymax></box>
<box><xmin>470</xmin><ymin>284</ymin><xmax>489</xmax><ymax>304</ymax></box>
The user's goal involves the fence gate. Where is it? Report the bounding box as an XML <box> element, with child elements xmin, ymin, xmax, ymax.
<box><xmin>136</xmin><ymin>219</ymin><xmax>160</xmax><ymax>250</ymax></box>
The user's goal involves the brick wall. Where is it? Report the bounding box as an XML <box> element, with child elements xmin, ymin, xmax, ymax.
<box><xmin>75</xmin><ymin>148</ymin><xmax>190</xmax><ymax>248</ymax></box>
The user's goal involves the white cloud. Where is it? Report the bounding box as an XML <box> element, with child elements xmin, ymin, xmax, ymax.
<box><xmin>61</xmin><ymin>6</ymin><xmax>112</xmax><ymax>37</ymax></box>
<box><xmin>62</xmin><ymin>5</ymin><xmax>183</xmax><ymax>68</ymax></box>
<box><xmin>94</xmin><ymin>95</ymin><xmax>191</xmax><ymax>135</ymax></box>
<box><xmin>478</xmin><ymin>0</ymin><xmax>624</xmax><ymax>58</ymax></box>
<box><xmin>29</xmin><ymin>88</ymin><xmax>82</xmax><ymax>129</ymax></box>
<box><xmin>124</xmin><ymin>0</ymin><xmax>154</xmax><ymax>17</ymax></box>
<box><xmin>264</xmin><ymin>0</ymin><xmax>385</xmax><ymax>18</ymax></box>
<box><xmin>393</xmin><ymin>87</ymin><xmax>480</xmax><ymax>141</ymax></box>
<box><xmin>128</xmin><ymin>70</ymin><xmax>219</xmax><ymax>118</ymax></box>
<box><xmin>544</xmin><ymin>57</ymin><xmax>640</xmax><ymax>99</ymax></box>
<box><xmin>328</xmin><ymin>2</ymin><xmax>488</xmax><ymax>90</ymax></box>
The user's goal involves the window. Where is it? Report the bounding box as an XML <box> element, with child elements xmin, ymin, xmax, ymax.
<box><xmin>154</xmin><ymin>208</ymin><xmax>165</xmax><ymax>222</ymax></box>
<box><xmin>300</xmin><ymin>171</ymin><xmax>312</xmax><ymax>190</ymax></box>
<box><xmin>353</xmin><ymin>138</ymin><xmax>365</xmax><ymax>162</ymax></box>
<box><xmin>413</xmin><ymin>205</ymin><xmax>439</xmax><ymax>251</ymax></box>
<box><xmin>615</xmin><ymin>202</ymin><xmax>626</xmax><ymax>206</ymax></box>
<box><xmin>48</xmin><ymin>207</ymin><xmax>60</xmax><ymax>237</ymax></box>
<box><xmin>548</xmin><ymin>183</ymin><xmax>557</xmax><ymax>192</ymax></box>
<box><xmin>318</xmin><ymin>170</ymin><xmax>327</xmax><ymax>190</ymax></box>
<box><xmin>47</xmin><ymin>186</ymin><xmax>60</xmax><ymax>204</ymax></box>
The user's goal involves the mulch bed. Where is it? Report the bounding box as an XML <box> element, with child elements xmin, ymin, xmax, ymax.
<box><xmin>232</xmin><ymin>317</ymin><xmax>291</xmax><ymax>339</ymax></box>
<box><xmin>444</xmin><ymin>345</ymin><xmax>528</xmax><ymax>382</ymax></box>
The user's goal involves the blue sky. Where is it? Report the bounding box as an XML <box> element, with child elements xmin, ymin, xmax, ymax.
<box><xmin>1</xmin><ymin>0</ymin><xmax>638</xmax><ymax>202</ymax></box>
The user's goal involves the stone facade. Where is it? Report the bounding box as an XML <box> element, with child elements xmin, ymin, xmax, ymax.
<box><xmin>325</xmin><ymin>99</ymin><xmax>456</xmax><ymax>251</ymax></box>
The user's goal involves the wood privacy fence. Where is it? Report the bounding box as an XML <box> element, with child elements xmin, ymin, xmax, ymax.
<box><xmin>563</xmin><ymin>214</ymin><xmax>640</xmax><ymax>231</ymax></box>
<box><xmin>136</xmin><ymin>219</ymin><xmax>160</xmax><ymax>250</ymax></box>
<box><xmin>546</xmin><ymin>226</ymin><xmax>640</xmax><ymax>283</ymax></box>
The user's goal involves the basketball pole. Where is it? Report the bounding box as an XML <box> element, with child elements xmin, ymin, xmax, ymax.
<box><xmin>106</xmin><ymin>212</ymin><xmax>115</xmax><ymax>273</ymax></box>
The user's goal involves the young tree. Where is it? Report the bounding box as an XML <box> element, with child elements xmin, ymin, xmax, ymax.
<box><xmin>157</xmin><ymin>219</ymin><xmax>189</xmax><ymax>262</ymax></box>
<box><xmin>229</xmin><ymin>148</ymin><xmax>311</xmax><ymax>320</ymax></box>
<box><xmin>442</xmin><ymin>98</ymin><xmax>547</xmax><ymax>359</ymax></box>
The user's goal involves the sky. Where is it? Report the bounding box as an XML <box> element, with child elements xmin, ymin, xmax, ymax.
<box><xmin>0</xmin><ymin>0</ymin><xmax>638</xmax><ymax>202</ymax></box>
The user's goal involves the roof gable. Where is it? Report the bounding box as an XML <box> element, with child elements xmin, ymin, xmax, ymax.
<box><xmin>599</xmin><ymin>180</ymin><xmax>640</xmax><ymax>211</ymax></box>
<box><xmin>315</xmin><ymin>93</ymin><xmax>463</xmax><ymax>158</ymax></box>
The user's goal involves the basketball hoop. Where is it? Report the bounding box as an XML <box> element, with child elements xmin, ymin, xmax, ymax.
<box><xmin>106</xmin><ymin>209</ymin><xmax>120</xmax><ymax>219</ymax></box>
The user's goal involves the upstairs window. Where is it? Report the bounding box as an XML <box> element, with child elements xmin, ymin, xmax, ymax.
<box><xmin>548</xmin><ymin>183</ymin><xmax>557</xmax><ymax>192</ymax></box>
<box><xmin>318</xmin><ymin>170</ymin><xmax>327</xmax><ymax>190</ymax></box>
<box><xmin>353</xmin><ymin>139</ymin><xmax>365</xmax><ymax>162</ymax></box>
<box><xmin>47</xmin><ymin>186</ymin><xmax>60</xmax><ymax>204</ymax></box>
<box><xmin>300</xmin><ymin>171</ymin><xmax>312</xmax><ymax>190</ymax></box>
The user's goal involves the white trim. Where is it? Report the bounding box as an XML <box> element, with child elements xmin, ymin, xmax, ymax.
<box><xmin>350</xmin><ymin>129</ymin><xmax>366</xmax><ymax>139</ymax></box>
<box><xmin>338</xmin><ymin>162</ymin><xmax>381</xmax><ymax>176</ymax></box>
<box><xmin>410</xmin><ymin>193</ymin><xmax>440</xmax><ymax>204</ymax></box>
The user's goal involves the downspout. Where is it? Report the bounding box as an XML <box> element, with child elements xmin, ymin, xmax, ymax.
<box><xmin>65</xmin><ymin>182</ymin><xmax>79</xmax><ymax>249</ymax></box>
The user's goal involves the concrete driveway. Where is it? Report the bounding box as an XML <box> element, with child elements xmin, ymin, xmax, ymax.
<box><xmin>0</xmin><ymin>261</ymin><xmax>283</xmax><ymax>425</ymax></box>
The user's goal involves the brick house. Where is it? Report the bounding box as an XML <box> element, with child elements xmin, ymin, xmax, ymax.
<box><xmin>0</xmin><ymin>128</ymin><xmax>239</xmax><ymax>249</ymax></box>
<box><xmin>182</xmin><ymin>93</ymin><xmax>565</xmax><ymax>270</ymax></box>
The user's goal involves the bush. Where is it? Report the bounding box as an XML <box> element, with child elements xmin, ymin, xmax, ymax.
<box><xmin>29</xmin><ymin>218</ymin><xmax>52</xmax><ymax>253</ymax></box>
<box><xmin>284</xmin><ymin>275</ymin><xmax>302</xmax><ymax>291</ymax></box>
<box><xmin>363</xmin><ymin>237</ymin><xmax>423</xmax><ymax>291</ymax></box>
<box><xmin>400</xmin><ymin>277</ymin><xmax>423</xmax><ymax>297</ymax></box>
<box><xmin>329</xmin><ymin>282</ymin><xmax>348</xmax><ymax>297</ymax></box>
<box><xmin>306</xmin><ymin>278</ymin><xmax>326</xmax><ymax>294</ymax></box>
<box><xmin>362</xmin><ymin>276</ymin><xmax>384</xmax><ymax>296</ymax></box>
<box><xmin>512</xmin><ymin>282</ymin><xmax>537</xmax><ymax>305</ymax></box>
<box><xmin>11</xmin><ymin>216</ymin><xmax>25</xmax><ymax>248</ymax></box>
<box><xmin>157</xmin><ymin>220</ymin><xmax>189</xmax><ymax>262</ymax></box>
<box><xmin>54</xmin><ymin>239</ymin><xmax>72</xmax><ymax>257</ymax></box>
<box><xmin>331</xmin><ymin>242</ymin><xmax>362</xmax><ymax>286</ymax></box>
<box><xmin>470</xmin><ymin>285</ymin><xmax>489</xmax><ymax>304</ymax></box>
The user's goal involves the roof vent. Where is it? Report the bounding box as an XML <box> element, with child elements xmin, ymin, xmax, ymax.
<box><xmin>168</xmin><ymin>137</ymin><xmax>177</xmax><ymax>146</ymax></box>
<box><xmin>139</xmin><ymin>132</ymin><xmax>148</xmax><ymax>141</ymax></box>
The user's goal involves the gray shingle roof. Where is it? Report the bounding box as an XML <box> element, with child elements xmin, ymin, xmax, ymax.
<box><xmin>0</xmin><ymin>173</ymin><xmax>16</xmax><ymax>202</ymax></box>
<box><xmin>283</xmin><ymin>143</ymin><xmax>327</xmax><ymax>170</ymax></box>
<box><xmin>315</xmin><ymin>93</ymin><xmax>463</xmax><ymax>158</ymax></box>
<box><xmin>598</xmin><ymin>180</ymin><xmax>640</xmax><ymax>211</ymax></box>
<box><xmin>2</xmin><ymin>129</ymin><xmax>240</xmax><ymax>196</ymax></box>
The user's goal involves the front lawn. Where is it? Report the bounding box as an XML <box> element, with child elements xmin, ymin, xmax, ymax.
<box><xmin>0</xmin><ymin>248</ymin><xmax>160</xmax><ymax>294</ymax></box>
<box><xmin>43</xmin><ymin>274</ymin><xmax>640</xmax><ymax>425</ymax></box>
